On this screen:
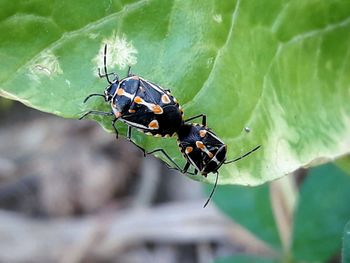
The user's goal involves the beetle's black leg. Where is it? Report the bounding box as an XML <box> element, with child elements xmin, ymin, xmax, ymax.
<box><xmin>147</xmin><ymin>148</ymin><xmax>183</xmax><ymax>172</ymax></box>
<box><xmin>224</xmin><ymin>145</ymin><xmax>261</xmax><ymax>164</ymax></box>
<box><xmin>184</xmin><ymin>114</ymin><xmax>207</xmax><ymax>126</ymax></box>
<box><xmin>79</xmin><ymin>110</ymin><xmax>113</xmax><ymax>120</ymax></box>
<box><xmin>169</xmin><ymin>161</ymin><xmax>196</xmax><ymax>175</ymax></box>
<box><xmin>127</xmin><ymin>126</ymin><xmax>146</xmax><ymax>156</ymax></box>
<box><xmin>182</xmin><ymin>162</ymin><xmax>199</xmax><ymax>175</ymax></box>
<box><xmin>166</xmin><ymin>162</ymin><xmax>187</xmax><ymax>173</ymax></box>
<box><xmin>146</xmin><ymin>149</ymin><xmax>197</xmax><ymax>175</ymax></box>
<box><xmin>182</xmin><ymin>162</ymin><xmax>197</xmax><ymax>176</ymax></box>
<box><xmin>182</xmin><ymin>162</ymin><xmax>191</xmax><ymax>173</ymax></box>
<box><xmin>111</xmin><ymin>118</ymin><xmax>119</xmax><ymax>139</ymax></box>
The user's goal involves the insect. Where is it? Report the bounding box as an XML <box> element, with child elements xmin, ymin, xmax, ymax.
<box><xmin>147</xmin><ymin>114</ymin><xmax>261</xmax><ymax>207</ymax></box>
<box><xmin>80</xmin><ymin>44</ymin><xmax>260</xmax><ymax>207</ymax></box>
<box><xmin>80</xmin><ymin>44</ymin><xmax>184</xmax><ymax>154</ymax></box>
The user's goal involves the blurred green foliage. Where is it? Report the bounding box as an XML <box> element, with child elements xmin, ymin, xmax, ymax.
<box><xmin>343</xmin><ymin>220</ymin><xmax>350</xmax><ymax>263</ymax></box>
<box><xmin>211</xmin><ymin>162</ymin><xmax>350</xmax><ymax>263</ymax></box>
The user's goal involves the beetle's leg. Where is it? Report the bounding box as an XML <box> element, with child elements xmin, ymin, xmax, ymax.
<box><xmin>79</xmin><ymin>110</ymin><xmax>113</xmax><ymax>120</ymax></box>
<box><xmin>184</xmin><ymin>114</ymin><xmax>207</xmax><ymax>126</ymax></box>
<box><xmin>174</xmin><ymin>161</ymin><xmax>197</xmax><ymax>175</ymax></box>
<box><xmin>182</xmin><ymin>162</ymin><xmax>192</xmax><ymax>174</ymax></box>
<box><xmin>162</xmin><ymin>87</ymin><xmax>171</xmax><ymax>93</ymax></box>
<box><xmin>168</xmin><ymin>161</ymin><xmax>194</xmax><ymax>174</ymax></box>
<box><xmin>146</xmin><ymin>149</ymin><xmax>197</xmax><ymax>175</ymax></box>
<box><xmin>98</xmin><ymin>68</ymin><xmax>117</xmax><ymax>80</ymax></box>
<box><xmin>147</xmin><ymin>148</ymin><xmax>183</xmax><ymax>172</ymax></box>
<box><xmin>127</xmin><ymin>126</ymin><xmax>146</xmax><ymax>156</ymax></box>
<box><xmin>111</xmin><ymin>118</ymin><xmax>119</xmax><ymax>139</ymax></box>
<box><xmin>182</xmin><ymin>162</ymin><xmax>198</xmax><ymax>175</ymax></box>
<box><xmin>167</xmin><ymin>164</ymin><xmax>197</xmax><ymax>175</ymax></box>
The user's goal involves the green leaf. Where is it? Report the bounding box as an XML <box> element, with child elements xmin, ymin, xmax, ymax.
<box><xmin>292</xmin><ymin>163</ymin><xmax>350</xmax><ymax>262</ymax></box>
<box><xmin>1</xmin><ymin>1</ymin><xmax>350</xmax><ymax>185</ymax></box>
<box><xmin>343</xmin><ymin>220</ymin><xmax>350</xmax><ymax>263</ymax></box>
<box><xmin>335</xmin><ymin>155</ymin><xmax>350</xmax><ymax>176</ymax></box>
<box><xmin>209</xmin><ymin>184</ymin><xmax>281</xmax><ymax>250</ymax></box>
<box><xmin>215</xmin><ymin>255</ymin><xmax>278</xmax><ymax>263</ymax></box>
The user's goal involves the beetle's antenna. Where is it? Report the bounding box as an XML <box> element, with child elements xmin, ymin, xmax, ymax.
<box><xmin>83</xmin><ymin>93</ymin><xmax>105</xmax><ymax>103</ymax></box>
<box><xmin>224</xmin><ymin>145</ymin><xmax>261</xmax><ymax>164</ymax></box>
<box><xmin>203</xmin><ymin>171</ymin><xmax>219</xmax><ymax>208</ymax></box>
<box><xmin>97</xmin><ymin>44</ymin><xmax>114</xmax><ymax>84</ymax></box>
<box><xmin>104</xmin><ymin>44</ymin><xmax>112</xmax><ymax>84</ymax></box>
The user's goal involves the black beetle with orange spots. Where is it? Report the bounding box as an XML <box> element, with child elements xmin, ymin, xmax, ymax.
<box><xmin>80</xmin><ymin>45</ymin><xmax>184</xmax><ymax>153</ymax></box>
<box><xmin>148</xmin><ymin>114</ymin><xmax>261</xmax><ymax>207</ymax></box>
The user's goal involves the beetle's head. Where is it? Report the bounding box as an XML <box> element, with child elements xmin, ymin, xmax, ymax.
<box><xmin>104</xmin><ymin>77</ymin><xmax>119</xmax><ymax>102</ymax></box>
<box><xmin>201</xmin><ymin>144</ymin><xmax>227</xmax><ymax>176</ymax></box>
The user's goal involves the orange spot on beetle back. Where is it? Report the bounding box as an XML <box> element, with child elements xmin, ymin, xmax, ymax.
<box><xmin>117</xmin><ymin>88</ymin><xmax>124</xmax><ymax>96</ymax></box>
<box><xmin>161</xmin><ymin>94</ymin><xmax>171</xmax><ymax>104</ymax></box>
<box><xmin>152</xmin><ymin>105</ymin><xmax>163</xmax><ymax>114</ymax></box>
<box><xmin>196</xmin><ymin>141</ymin><xmax>205</xmax><ymax>149</ymax></box>
<box><xmin>134</xmin><ymin>96</ymin><xmax>143</xmax><ymax>104</ymax></box>
<box><xmin>148</xmin><ymin>120</ymin><xmax>159</xmax><ymax>129</ymax></box>
<box><xmin>185</xmin><ymin>146</ymin><xmax>193</xmax><ymax>154</ymax></box>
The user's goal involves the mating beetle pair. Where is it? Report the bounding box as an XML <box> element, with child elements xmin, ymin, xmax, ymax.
<box><xmin>80</xmin><ymin>45</ymin><xmax>260</xmax><ymax>206</ymax></box>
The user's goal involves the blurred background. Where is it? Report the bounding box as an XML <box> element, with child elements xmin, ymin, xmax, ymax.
<box><xmin>0</xmin><ymin>99</ymin><xmax>277</xmax><ymax>263</ymax></box>
<box><xmin>1</xmin><ymin>1</ymin><xmax>350</xmax><ymax>262</ymax></box>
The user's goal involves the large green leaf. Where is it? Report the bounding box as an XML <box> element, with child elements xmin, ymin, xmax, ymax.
<box><xmin>209</xmin><ymin>184</ymin><xmax>281</xmax><ymax>250</ymax></box>
<box><xmin>1</xmin><ymin>0</ymin><xmax>350</xmax><ymax>185</ymax></box>
<box><xmin>210</xmin><ymin>163</ymin><xmax>350</xmax><ymax>262</ymax></box>
<box><xmin>335</xmin><ymin>155</ymin><xmax>350</xmax><ymax>176</ymax></box>
<box><xmin>215</xmin><ymin>255</ymin><xmax>278</xmax><ymax>263</ymax></box>
<box><xmin>292</xmin><ymin>163</ymin><xmax>350</xmax><ymax>262</ymax></box>
<box><xmin>343</xmin><ymin>220</ymin><xmax>350</xmax><ymax>263</ymax></box>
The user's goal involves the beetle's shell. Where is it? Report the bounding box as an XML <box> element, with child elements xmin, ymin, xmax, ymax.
<box><xmin>177</xmin><ymin>124</ymin><xmax>227</xmax><ymax>175</ymax></box>
<box><xmin>111</xmin><ymin>76</ymin><xmax>183</xmax><ymax>137</ymax></box>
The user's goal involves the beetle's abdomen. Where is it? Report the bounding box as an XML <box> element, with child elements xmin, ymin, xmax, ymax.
<box><xmin>115</xmin><ymin>76</ymin><xmax>184</xmax><ymax>137</ymax></box>
<box><xmin>177</xmin><ymin>124</ymin><xmax>227</xmax><ymax>175</ymax></box>
<box><xmin>146</xmin><ymin>104</ymin><xmax>183</xmax><ymax>136</ymax></box>
<box><xmin>123</xmin><ymin>104</ymin><xmax>183</xmax><ymax>137</ymax></box>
